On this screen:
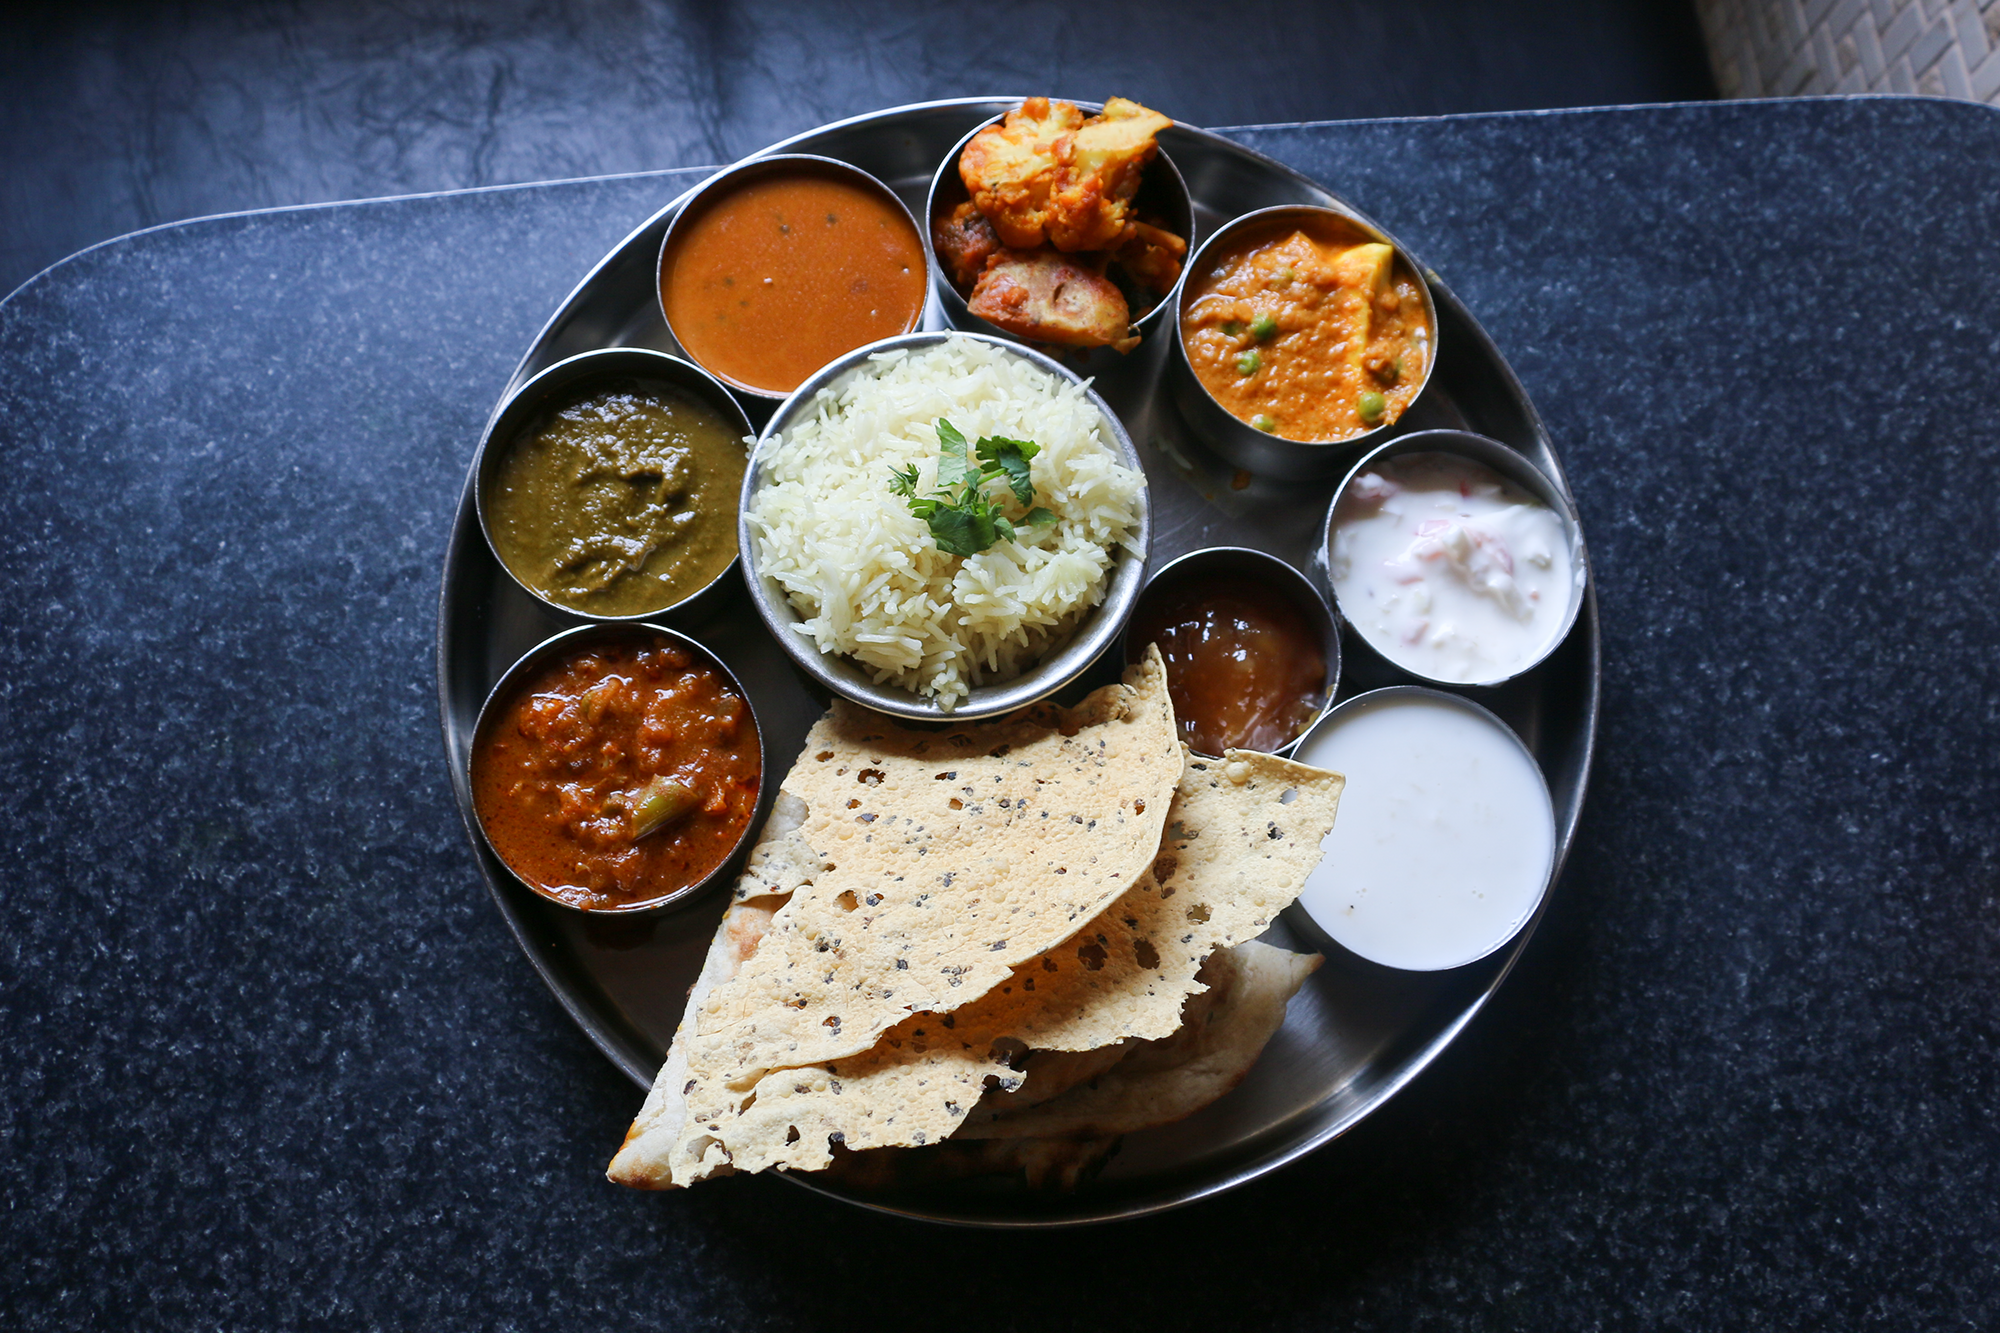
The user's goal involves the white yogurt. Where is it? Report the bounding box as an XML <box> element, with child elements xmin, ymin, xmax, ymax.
<box><xmin>1328</xmin><ymin>452</ymin><xmax>1575</xmax><ymax>684</ymax></box>
<box><xmin>1294</xmin><ymin>689</ymin><xmax>1554</xmax><ymax>971</ymax></box>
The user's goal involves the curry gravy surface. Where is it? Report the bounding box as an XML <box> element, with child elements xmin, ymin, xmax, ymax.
<box><xmin>1182</xmin><ymin>215</ymin><xmax>1430</xmax><ymax>442</ymax></box>
<box><xmin>662</xmin><ymin>171</ymin><xmax>925</xmax><ymax>394</ymax></box>
<box><xmin>485</xmin><ymin>382</ymin><xmax>744</xmax><ymax>617</ymax></box>
<box><xmin>471</xmin><ymin>635</ymin><xmax>761</xmax><ymax>911</ymax></box>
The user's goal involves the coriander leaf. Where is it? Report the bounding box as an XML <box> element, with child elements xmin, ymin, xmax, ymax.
<box><xmin>976</xmin><ymin>435</ymin><xmax>1041</xmax><ymax>506</ymax></box>
<box><xmin>927</xmin><ymin>504</ymin><xmax>996</xmax><ymax>557</ymax></box>
<box><xmin>1023</xmin><ymin>507</ymin><xmax>1058</xmax><ymax>527</ymax></box>
<box><xmin>975</xmin><ymin>434</ymin><xmax>1039</xmax><ymax>462</ymax></box>
<box><xmin>938</xmin><ymin>450</ymin><xmax>973</xmax><ymax>490</ymax></box>
<box><xmin>890</xmin><ymin>420</ymin><xmax>1053</xmax><ymax>558</ymax></box>
<box><xmin>935</xmin><ymin>419</ymin><xmax>974</xmax><ymax>488</ymax></box>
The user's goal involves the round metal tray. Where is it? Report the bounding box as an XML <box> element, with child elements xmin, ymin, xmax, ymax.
<box><xmin>437</xmin><ymin>98</ymin><xmax>1600</xmax><ymax>1227</ymax></box>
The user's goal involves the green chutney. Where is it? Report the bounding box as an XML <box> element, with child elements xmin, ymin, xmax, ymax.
<box><xmin>486</xmin><ymin>382</ymin><xmax>746</xmax><ymax>617</ymax></box>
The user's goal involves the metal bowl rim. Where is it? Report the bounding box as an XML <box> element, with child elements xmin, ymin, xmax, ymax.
<box><xmin>1118</xmin><ymin>542</ymin><xmax>1342</xmax><ymax>757</ymax></box>
<box><xmin>1170</xmin><ymin>201</ymin><xmax>1441</xmax><ymax>456</ymax></box>
<box><xmin>1321</xmin><ymin>428</ymin><xmax>1591</xmax><ymax>690</ymax></box>
<box><xmin>921</xmin><ymin>104</ymin><xmax>1195</xmax><ymax>346</ymax></box>
<box><xmin>655</xmin><ymin>152</ymin><xmax>927</xmax><ymax>401</ymax></box>
<box><xmin>1285</xmin><ymin>683</ymin><xmax>1559</xmax><ymax>969</ymax></box>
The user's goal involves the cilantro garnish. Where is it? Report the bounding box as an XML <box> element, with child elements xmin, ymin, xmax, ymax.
<box><xmin>888</xmin><ymin>419</ymin><xmax>1058</xmax><ymax>557</ymax></box>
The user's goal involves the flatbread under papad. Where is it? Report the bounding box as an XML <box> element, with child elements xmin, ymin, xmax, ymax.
<box><xmin>633</xmin><ymin>652</ymin><xmax>1182</xmax><ymax>1186</ymax></box>
<box><xmin>811</xmin><ymin>944</ymin><xmax>1320</xmax><ymax>1192</ymax></box>
<box><xmin>822</xmin><ymin>1134</ymin><xmax>1124</xmax><ymax>1194</ymax></box>
<box><xmin>679</xmin><ymin>749</ymin><xmax>1343</xmax><ymax>1177</ymax></box>
<box><xmin>954</xmin><ymin>939</ymin><xmax>1323</xmax><ymax>1140</ymax></box>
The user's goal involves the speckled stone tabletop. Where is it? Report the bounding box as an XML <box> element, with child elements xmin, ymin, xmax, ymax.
<box><xmin>3</xmin><ymin>98</ymin><xmax>1996</xmax><ymax>1329</ymax></box>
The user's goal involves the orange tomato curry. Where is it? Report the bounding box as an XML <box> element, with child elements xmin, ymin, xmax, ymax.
<box><xmin>472</xmin><ymin>634</ymin><xmax>761</xmax><ymax>911</ymax></box>
<box><xmin>1127</xmin><ymin>577</ymin><xmax>1328</xmax><ymax>757</ymax></box>
<box><xmin>1181</xmin><ymin>215</ymin><xmax>1430</xmax><ymax>443</ymax></box>
<box><xmin>662</xmin><ymin>169</ymin><xmax>926</xmax><ymax>394</ymax></box>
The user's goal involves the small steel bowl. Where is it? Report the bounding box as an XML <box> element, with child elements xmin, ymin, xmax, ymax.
<box><xmin>475</xmin><ymin>347</ymin><xmax>754</xmax><ymax>624</ymax></box>
<box><xmin>1118</xmin><ymin>545</ymin><xmax>1340</xmax><ymax>758</ymax></box>
<box><xmin>1168</xmin><ymin>204</ymin><xmax>1439</xmax><ymax>481</ymax></box>
<box><xmin>1316</xmin><ymin>429</ymin><xmax>1589</xmax><ymax>689</ymax></box>
<box><xmin>741</xmin><ymin>330</ymin><xmax>1152</xmax><ymax>722</ymax></box>
<box><xmin>467</xmin><ymin>621</ymin><xmax>767</xmax><ymax>916</ymax></box>
<box><xmin>1282</xmin><ymin>685</ymin><xmax>1557</xmax><ymax>972</ymax></box>
<box><xmin>922</xmin><ymin>104</ymin><xmax>1195</xmax><ymax>379</ymax></box>
<box><xmin>657</xmin><ymin>153</ymin><xmax>926</xmax><ymax>403</ymax></box>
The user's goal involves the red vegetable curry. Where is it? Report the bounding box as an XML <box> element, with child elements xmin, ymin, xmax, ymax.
<box><xmin>471</xmin><ymin>634</ymin><xmax>761</xmax><ymax>910</ymax></box>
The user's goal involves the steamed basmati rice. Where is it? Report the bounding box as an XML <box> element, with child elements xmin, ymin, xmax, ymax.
<box><xmin>746</xmin><ymin>337</ymin><xmax>1145</xmax><ymax>707</ymax></box>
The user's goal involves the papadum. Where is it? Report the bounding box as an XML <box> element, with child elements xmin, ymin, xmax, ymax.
<box><xmin>612</xmin><ymin>736</ymin><xmax>1343</xmax><ymax>1185</ymax></box>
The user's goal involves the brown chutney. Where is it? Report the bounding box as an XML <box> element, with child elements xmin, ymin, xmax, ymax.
<box><xmin>484</xmin><ymin>381</ymin><xmax>746</xmax><ymax>618</ymax></box>
<box><xmin>1181</xmin><ymin>213</ymin><xmax>1431</xmax><ymax>443</ymax></box>
<box><xmin>1126</xmin><ymin>576</ymin><xmax>1328</xmax><ymax>758</ymax></box>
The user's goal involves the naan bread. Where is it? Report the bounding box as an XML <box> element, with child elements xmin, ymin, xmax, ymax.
<box><xmin>823</xmin><ymin>1134</ymin><xmax>1122</xmax><ymax>1194</ymax></box>
<box><xmin>799</xmin><ymin>941</ymin><xmax>1323</xmax><ymax>1192</ymax></box>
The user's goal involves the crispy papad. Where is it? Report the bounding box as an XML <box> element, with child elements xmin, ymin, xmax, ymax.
<box><xmin>607</xmin><ymin>792</ymin><xmax>819</xmax><ymax>1188</ymax></box>
<box><xmin>954</xmin><ymin>939</ymin><xmax>1321</xmax><ymax>1140</ymax></box>
<box><xmin>685</xmin><ymin>651</ymin><xmax>1177</xmax><ymax>1077</ymax></box>
<box><xmin>655</xmin><ymin>749</ymin><xmax>1342</xmax><ymax>1179</ymax></box>
<box><xmin>637</xmin><ymin>653</ymin><xmax>1181</xmax><ymax>1186</ymax></box>
<box><xmin>953</xmin><ymin>751</ymin><xmax>1340</xmax><ymax>1054</ymax></box>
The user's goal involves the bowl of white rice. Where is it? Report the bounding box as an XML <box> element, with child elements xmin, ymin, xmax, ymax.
<box><xmin>740</xmin><ymin>332</ymin><xmax>1151</xmax><ymax>720</ymax></box>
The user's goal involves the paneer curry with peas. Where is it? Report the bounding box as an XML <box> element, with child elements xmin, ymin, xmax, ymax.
<box><xmin>1181</xmin><ymin>214</ymin><xmax>1432</xmax><ymax>442</ymax></box>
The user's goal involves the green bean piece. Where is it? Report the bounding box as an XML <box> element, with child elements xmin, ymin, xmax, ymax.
<box><xmin>1390</xmin><ymin>352</ymin><xmax>1408</xmax><ymax>383</ymax></box>
<box><xmin>1221</xmin><ymin>320</ymin><xmax>1244</xmax><ymax>338</ymax></box>
<box><xmin>578</xmin><ymin>676</ymin><xmax>621</xmax><ymax>724</ymax></box>
<box><xmin>1251</xmin><ymin>414</ymin><xmax>1277</xmax><ymax>433</ymax></box>
<box><xmin>1250</xmin><ymin>314</ymin><xmax>1278</xmax><ymax>341</ymax></box>
<box><xmin>629</xmin><ymin>775</ymin><xmax>701</xmax><ymax>840</ymax></box>
<box><xmin>1357</xmin><ymin>390</ymin><xmax>1387</xmax><ymax>424</ymax></box>
<box><xmin>1236</xmin><ymin>350</ymin><xmax>1262</xmax><ymax>375</ymax></box>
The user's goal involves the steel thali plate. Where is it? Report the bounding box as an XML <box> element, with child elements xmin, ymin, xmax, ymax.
<box><xmin>437</xmin><ymin>98</ymin><xmax>1600</xmax><ymax>1226</ymax></box>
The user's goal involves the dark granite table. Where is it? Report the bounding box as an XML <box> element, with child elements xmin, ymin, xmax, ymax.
<box><xmin>4</xmin><ymin>98</ymin><xmax>1996</xmax><ymax>1328</ymax></box>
